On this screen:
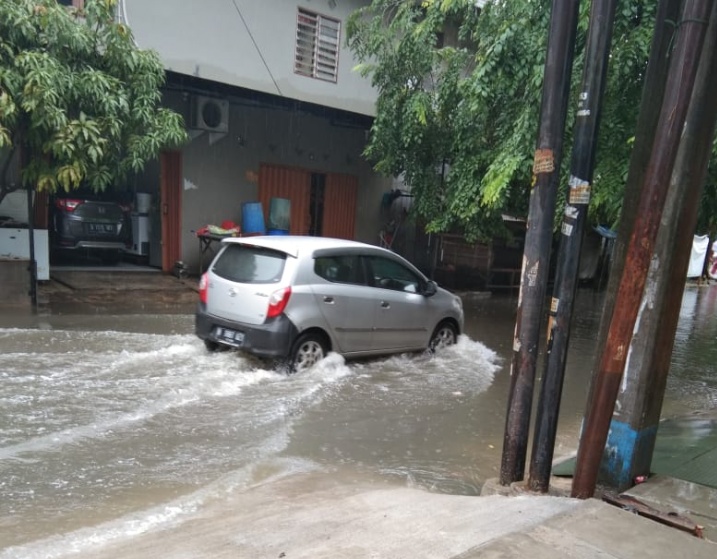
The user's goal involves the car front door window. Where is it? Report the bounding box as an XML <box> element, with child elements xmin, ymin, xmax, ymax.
<box><xmin>370</xmin><ymin>257</ymin><xmax>420</xmax><ymax>293</ymax></box>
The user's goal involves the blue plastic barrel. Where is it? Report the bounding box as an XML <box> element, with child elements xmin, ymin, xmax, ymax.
<box><xmin>267</xmin><ymin>228</ymin><xmax>289</xmax><ymax>235</ymax></box>
<box><xmin>241</xmin><ymin>202</ymin><xmax>265</xmax><ymax>235</ymax></box>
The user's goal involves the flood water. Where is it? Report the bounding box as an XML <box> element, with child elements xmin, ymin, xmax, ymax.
<box><xmin>1</xmin><ymin>286</ymin><xmax>716</xmax><ymax>557</ymax></box>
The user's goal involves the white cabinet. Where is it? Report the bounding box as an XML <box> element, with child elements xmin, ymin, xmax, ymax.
<box><xmin>0</xmin><ymin>229</ymin><xmax>50</xmax><ymax>280</ymax></box>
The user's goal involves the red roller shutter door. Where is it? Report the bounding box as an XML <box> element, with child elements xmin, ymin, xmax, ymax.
<box><xmin>258</xmin><ymin>165</ymin><xmax>312</xmax><ymax>235</ymax></box>
<box><xmin>322</xmin><ymin>173</ymin><xmax>358</xmax><ymax>239</ymax></box>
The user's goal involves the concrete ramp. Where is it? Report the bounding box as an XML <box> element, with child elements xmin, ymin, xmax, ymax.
<box><xmin>72</xmin><ymin>472</ymin><xmax>714</xmax><ymax>559</ymax></box>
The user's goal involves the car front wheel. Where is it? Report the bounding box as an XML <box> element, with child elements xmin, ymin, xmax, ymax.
<box><xmin>289</xmin><ymin>332</ymin><xmax>328</xmax><ymax>373</ymax></box>
<box><xmin>429</xmin><ymin>322</ymin><xmax>457</xmax><ymax>352</ymax></box>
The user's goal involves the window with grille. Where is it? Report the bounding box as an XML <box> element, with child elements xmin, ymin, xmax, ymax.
<box><xmin>294</xmin><ymin>8</ymin><xmax>340</xmax><ymax>83</ymax></box>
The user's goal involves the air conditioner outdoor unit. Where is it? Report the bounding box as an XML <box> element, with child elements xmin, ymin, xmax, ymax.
<box><xmin>192</xmin><ymin>96</ymin><xmax>229</xmax><ymax>133</ymax></box>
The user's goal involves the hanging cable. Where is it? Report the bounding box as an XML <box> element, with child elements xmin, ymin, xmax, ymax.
<box><xmin>229</xmin><ymin>0</ymin><xmax>284</xmax><ymax>97</ymax></box>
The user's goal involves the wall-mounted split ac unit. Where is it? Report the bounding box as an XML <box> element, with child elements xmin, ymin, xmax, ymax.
<box><xmin>192</xmin><ymin>96</ymin><xmax>229</xmax><ymax>133</ymax></box>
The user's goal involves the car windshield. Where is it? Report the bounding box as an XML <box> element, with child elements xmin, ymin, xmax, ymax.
<box><xmin>212</xmin><ymin>244</ymin><xmax>286</xmax><ymax>283</ymax></box>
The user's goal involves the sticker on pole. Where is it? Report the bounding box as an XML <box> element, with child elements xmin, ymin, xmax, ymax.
<box><xmin>568</xmin><ymin>175</ymin><xmax>591</xmax><ymax>204</ymax></box>
<box><xmin>532</xmin><ymin>149</ymin><xmax>555</xmax><ymax>176</ymax></box>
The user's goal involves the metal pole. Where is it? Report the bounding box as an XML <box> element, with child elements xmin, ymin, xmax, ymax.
<box><xmin>571</xmin><ymin>0</ymin><xmax>713</xmax><ymax>499</ymax></box>
<box><xmin>26</xmin><ymin>186</ymin><xmax>37</xmax><ymax>309</ymax></box>
<box><xmin>528</xmin><ymin>0</ymin><xmax>618</xmax><ymax>493</ymax></box>
<box><xmin>499</xmin><ymin>0</ymin><xmax>581</xmax><ymax>486</ymax></box>
<box><xmin>584</xmin><ymin>0</ymin><xmax>683</xmax><ymax>433</ymax></box>
<box><xmin>651</xmin><ymin>0</ymin><xmax>717</xmax><ymax>417</ymax></box>
<box><xmin>601</xmin><ymin>1</ymin><xmax>717</xmax><ymax>490</ymax></box>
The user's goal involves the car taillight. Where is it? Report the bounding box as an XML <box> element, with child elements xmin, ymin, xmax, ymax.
<box><xmin>199</xmin><ymin>273</ymin><xmax>209</xmax><ymax>304</ymax></box>
<box><xmin>55</xmin><ymin>199</ymin><xmax>83</xmax><ymax>212</ymax></box>
<box><xmin>267</xmin><ymin>286</ymin><xmax>291</xmax><ymax>319</ymax></box>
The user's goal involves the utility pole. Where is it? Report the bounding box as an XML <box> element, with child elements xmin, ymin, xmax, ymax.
<box><xmin>586</xmin><ymin>0</ymin><xmax>683</xmax><ymax>420</ymax></box>
<box><xmin>571</xmin><ymin>0</ymin><xmax>713</xmax><ymax>499</ymax></box>
<box><xmin>499</xmin><ymin>0</ymin><xmax>580</xmax><ymax>486</ymax></box>
<box><xmin>597</xmin><ymin>1</ymin><xmax>717</xmax><ymax>491</ymax></box>
<box><xmin>528</xmin><ymin>0</ymin><xmax>618</xmax><ymax>493</ymax></box>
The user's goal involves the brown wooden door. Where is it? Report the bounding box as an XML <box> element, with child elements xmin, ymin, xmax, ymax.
<box><xmin>160</xmin><ymin>151</ymin><xmax>182</xmax><ymax>272</ymax></box>
<box><xmin>258</xmin><ymin>164</ymin><xmax>312</xmax><ymax>235</ymax></box>
<box><xmin>323</xmin><ymin>173</ymin><xmax>358</xmax><ymax>239</ymax></box>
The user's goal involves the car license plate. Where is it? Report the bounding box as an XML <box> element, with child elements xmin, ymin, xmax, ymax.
<box><xmin>213</xmin><ymin>327</ymin><xmax>244</xmax><ymax>345</ymax></box>
<box><xmin>89</xmin><ymin>223</ymin><xmax>115</xmax><ymax>233</ymax></box>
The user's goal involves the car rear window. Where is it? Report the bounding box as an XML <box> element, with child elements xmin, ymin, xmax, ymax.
<box><xmin>212</xmin><ymin>244</ymin><xmax>286</xmax><ymax>284</ymax></box>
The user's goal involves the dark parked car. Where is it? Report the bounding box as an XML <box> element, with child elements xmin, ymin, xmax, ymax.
<box><xmin>49</xmin><ymin>193</ymin><xmax>131</xmax><ymax>263</ymax></box>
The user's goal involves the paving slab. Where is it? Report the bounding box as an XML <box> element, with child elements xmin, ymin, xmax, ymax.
<box><xmin>625</xmin><ymin>475</ymin><xmax>717</xmax><ymax>542</ymax></box>
<box><xmin>27</xmin><ymin>270</ymin><xmax>199</xmax><ymax>313</ymax></box>
<box><xmin>467</xmin><ymin>499</ymin><xmax>714</xmax><ymax>558</ymax></box>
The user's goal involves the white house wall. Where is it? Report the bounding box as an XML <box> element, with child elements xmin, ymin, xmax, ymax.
<box><xmin>161</xmin><ymin>92</ymin><xmax>392</xmax><ymax>273</ymax></box>
<box><xmin>123</xmin><ymin>0</ymin><xmax>377</xmax><ymax>116</ymax></box>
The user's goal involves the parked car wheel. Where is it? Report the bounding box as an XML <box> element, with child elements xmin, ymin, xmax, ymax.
<box><xmin>289</xmin><ymin>332</ymin><xmax>328</xmax><ymax>373</ymax></box>
<box><xmin>429</xmin><ymin>321</ymin><xmax>457</xmax><ymax>352</ymax></box>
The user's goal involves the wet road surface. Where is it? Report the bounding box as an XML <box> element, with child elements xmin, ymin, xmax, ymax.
<box><xmin>1</xmin><ymin>286</ymin><xmax>715</xmax><ymax>557</ymax></box>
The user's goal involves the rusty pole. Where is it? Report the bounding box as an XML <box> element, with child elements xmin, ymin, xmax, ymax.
<box><xmin>499</xmin><ymin>0</ymin><xmax>580</xmax><ymax>486</ymax></box>
<box><xmin>528</xmin><ymin>0</ymin><xmax>618</xmax><ymax>493</ymax></box>
<box><xmin>584</xmin><ymin>0</ymin><xmax>683</xmax><ymax>432</ymax></box>
<box><xmin>571</xmin><ymin>0</ymin><xmax>714</xmax><ymax>499</ymax></box>
<box><xmin>603</xmin><ymin>2</ymin><xmax>717</xmax><ymax>490</ymax></box>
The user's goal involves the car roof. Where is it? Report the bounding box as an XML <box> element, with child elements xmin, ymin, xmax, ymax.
<box><xmin>220</xmin><ymin>235</ymin><xmax>379</xmax><ymax>259</ymax></box>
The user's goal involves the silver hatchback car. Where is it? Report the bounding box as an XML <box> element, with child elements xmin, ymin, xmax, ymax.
<box><xmin>195</xmin><ymin>236</ymin><xmax>464</xmax><ymax>372</ymax></box>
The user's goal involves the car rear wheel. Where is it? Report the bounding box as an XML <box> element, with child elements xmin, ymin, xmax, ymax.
<box><xmin>429</xmin><ymin>322</ymin><xmax>457</xmax><ymax>352</ymax></box>
<box><xmin>289</xmin><ymin>332</ymin><xmax>328</xmax><ymax>373</ymax></box>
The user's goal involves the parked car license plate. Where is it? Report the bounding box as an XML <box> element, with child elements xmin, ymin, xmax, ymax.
<box><xmin>213</xmin><ymin>326</ymin><xmax>244</xmax><ymax>345</ymax></box>
<box><xmin>88</xmin><ymin>223</ymin><xmax>115</xmax><ymax>233</ymax></box>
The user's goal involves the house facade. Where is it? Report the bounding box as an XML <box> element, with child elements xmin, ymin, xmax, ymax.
<box><xmin>120</xmin><ymin>0</ymin><xmax>392</xmax><ymax>274</ymax></box>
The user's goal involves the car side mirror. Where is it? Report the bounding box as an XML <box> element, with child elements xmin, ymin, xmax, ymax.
<box><xmin>423</xmin><ymin>280</ymin><xmax>438</xmax><ymax>297</ymax></box>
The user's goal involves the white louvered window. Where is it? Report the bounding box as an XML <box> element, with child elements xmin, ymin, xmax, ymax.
<box><xmin>294</xmin><ymin>8</ymin><xmax>340</xmax><ymax>83</ymax></box>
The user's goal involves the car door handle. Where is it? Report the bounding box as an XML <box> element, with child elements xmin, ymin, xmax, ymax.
<box><xmin>323</xmin><ymin>296</ymin><xmax>335</xmax><ymax>304</ymax></box>
<box><xmin>381</xmin><ymin>301</ymin><xmax>390</xmax><ymax>308</ymax></box>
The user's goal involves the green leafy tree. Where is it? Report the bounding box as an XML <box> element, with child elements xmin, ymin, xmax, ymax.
<box><xmin>697</xmin><ymin>149</ymin><xmax>717</xmax><ymax>235</ymax></box>
<box><xmin>0</xmin><ymin>0</ymin><xmax>187</xmax><ymax>206</ymax></box>
<box><xmin>347</xmin><ymin>0</ymin><xmax>657</xmax><ymax>240</ymax></box>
